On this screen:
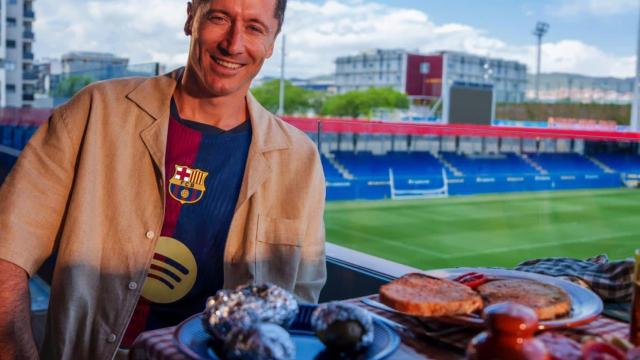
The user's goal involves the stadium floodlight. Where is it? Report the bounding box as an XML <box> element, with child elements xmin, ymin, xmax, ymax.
<box><xmin>533</xmin><ymin>21</ymin><xmax>550</xmax><ymax>101</ymax></box>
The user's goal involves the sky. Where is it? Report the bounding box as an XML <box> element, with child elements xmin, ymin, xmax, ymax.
<box><xmin>33</xmin><ymin>0</ymin><xmax>640</xmax><ymax>79</ymax></box>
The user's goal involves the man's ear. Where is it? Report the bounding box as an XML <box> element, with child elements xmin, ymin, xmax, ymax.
<box><xmin>184</xmin><ymin>2</ymin><xmax>194</xmax><ymax>36</ymax></box>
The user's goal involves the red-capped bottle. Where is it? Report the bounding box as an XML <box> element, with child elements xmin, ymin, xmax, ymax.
<box><xmin>467</xmin><ymin>303</ymin><xmax>550</xmax><ymax>360</ymax></box>
<box><xmin>630</xmin><ymin>249</ymin><xmax>640</xmax><ymax>346</ymax></box>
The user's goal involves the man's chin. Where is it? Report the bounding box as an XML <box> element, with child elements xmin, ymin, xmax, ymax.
<box><xmin>202</xmin><ymin>82</ymin><xmax>241</xmax><ymax>98</ymax></box>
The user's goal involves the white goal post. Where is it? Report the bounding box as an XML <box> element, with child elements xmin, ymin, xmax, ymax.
<box><xmin>389</xmin><ymin>168</ymin><xmax>449</xmax><ymax>200</ymax></box>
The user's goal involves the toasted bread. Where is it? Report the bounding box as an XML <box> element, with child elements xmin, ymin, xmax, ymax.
<box><xmin>379</xmin><ymin>273</ymin><xmax>483</xmax><ymax>317</ymax></box>
<box><xmin>476</xmin><ymin>279</ymin><xmax>571</xmax><ymax>320</ymax></box>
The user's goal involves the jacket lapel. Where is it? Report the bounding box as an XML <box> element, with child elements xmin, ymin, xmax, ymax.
<box><xmin>235</xmin><ymin>92</ymin><xmax>291</xmax><ymax>210</ymax></box>
<box><xmin>126</xmin><ymin>72</ymin><xmax>178</xmax><ymax>179</ymax></box>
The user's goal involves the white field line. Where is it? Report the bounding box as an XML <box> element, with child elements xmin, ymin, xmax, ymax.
<box><xmin>325</xmin><ymin>223</ymin><xmax>446</xmax><ymax>258</ymax></box>
<box><xmin>327</xmin><ymin>188</ymin><xmax>636</xmax><ymax>212</ymax></box>
<box><xmin>449</xmin><ymin>231</ymin><xmax>639</xmax><ymax>258</ymax></box>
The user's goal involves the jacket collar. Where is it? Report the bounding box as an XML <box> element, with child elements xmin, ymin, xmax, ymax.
<box><xmin>126</xmin><ymin>67</ymin><xmax>291</xmax><ymax>154</ymax></box>
<box><xmin>125</xmin><ymin>68</ymin><xmax>291</xmax><ymax>209</ymax></box>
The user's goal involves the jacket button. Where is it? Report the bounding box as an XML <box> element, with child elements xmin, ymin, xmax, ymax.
<box><xmin>128</xmin><ymin>282</ymin><xmax>138</xmax><ymax>290</ymax></box>
<box><xmin>146</xmin><ymin>231</ymin><xmax>155</xmax><ymax>239</ymax></box>
<box><xmin>106</xmin><ymin>333</ymin><xmax>117</xmax><ymax>343</ymax></box>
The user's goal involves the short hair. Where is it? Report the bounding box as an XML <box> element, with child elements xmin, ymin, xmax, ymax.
<box><xmin>192</xmin><ymin>0</ymin><xmax>287</xmax><ymax>34</ymax></box>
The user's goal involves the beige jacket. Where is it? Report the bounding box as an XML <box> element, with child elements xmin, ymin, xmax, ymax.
<box><xmin>0</xmin><ymin>70</ymin><xmax>326</xmax><ymax>359</ymax></box>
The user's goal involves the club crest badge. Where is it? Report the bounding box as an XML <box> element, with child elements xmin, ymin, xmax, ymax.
<box><xmin>169</xmin><ymin>165</ymin><xmax>209</xmax><ymax>204</ymax></box>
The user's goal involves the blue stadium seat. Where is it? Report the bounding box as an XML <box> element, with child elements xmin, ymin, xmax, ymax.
<box><xmin>321</xmin><ymin>154</ymin><xmax>345</xmax><ymax>181</ymax></box>
<box><xmin>527</xmin><ymin>153</ymin><xmax>603</xmax><ymax>174</ymax></box>
<box><xmin>12</xmin><ymin>126</ymin><xmax>26</xmax><ymax>150</ymax></box>
<box><xmin>440</xmin><ymin>152</ymin><xmax>537</xmax><ymax>176</ymax></box>
<box><xmin>333</xmin><ymin>151</ymin><xmax>444</xmax><ymax>180</ymax></box>
<box><xmin>1</xmin><ymin>125</ymin><xmax>13</xmax><ymax>147</ymax></box>
<box><xmin>592</xmin><ymin>153</ymin><xmax>640</xmax><ymax>173</ymax></box>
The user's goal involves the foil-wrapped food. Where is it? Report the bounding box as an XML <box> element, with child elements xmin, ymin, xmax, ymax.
<box><xmin>224</xmin><ymin>323</ymin><xmax>295</xmax><ymax>360</ymax></box>
<box><xmin>202</xmin><ymin>284</ymin><xmax>299</xmax><ymax>342</ymax></box>
<box><xmin>311</xmin><ymin>302</ymin><xmax>374</xmax><ymax>353</ymax></box>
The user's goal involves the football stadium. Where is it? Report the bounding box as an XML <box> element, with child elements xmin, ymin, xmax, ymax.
<box><xmin>282</xmin><ymin>116</ymin><xmax>640</xmax><ymax>270</ymax></box>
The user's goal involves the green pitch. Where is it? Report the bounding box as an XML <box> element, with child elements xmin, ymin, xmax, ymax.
<box><xmin>325</xmin><ymin>188</ymin><xmax>640</xmax><ymax>270</ymax></box>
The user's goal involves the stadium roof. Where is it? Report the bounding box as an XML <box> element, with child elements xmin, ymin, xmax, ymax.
<box><xmin>283</xmin><ymin>116</ymin><xmax>640</xmax><ymax>142</ymax></box>
<box><xmin>3</xmin><ymin>110</ymin><xmax>640</xmax><ymax>143</ymax></box>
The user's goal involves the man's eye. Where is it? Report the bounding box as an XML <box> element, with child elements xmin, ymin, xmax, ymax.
<box><xmin>209</xmin><ymin>16</ymin><xmax>226</xmax><ymax>23</ymax></box>
<box><xmin>248</xmin><ymin>25</ymin><xmax>265</xmax><ymax>34</ymax></box>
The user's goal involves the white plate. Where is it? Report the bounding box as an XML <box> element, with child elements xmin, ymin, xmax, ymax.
<box><xmin>423</xmin><ymin>267</ymin><xmax>603</xmax><ymax>330</ymax></box>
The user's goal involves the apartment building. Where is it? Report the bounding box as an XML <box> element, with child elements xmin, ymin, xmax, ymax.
<box><xmin>334</xmin><ymin>49</ymin><xmax>528</xmax><ymax>103</ymax></box>
<box><xmin>0</xmin><ymin>0</ymin><xmax>35</xmax><ymax>107</ymax></box>
<box><xmin>335</xmin><ymin>49</ymin><xmax>407</xmax><ymax>94</ymax></box>
<box><xmin>61</xmin><ymin>51</ymin><xmax>129</xmax><ymax>75</ymax></box>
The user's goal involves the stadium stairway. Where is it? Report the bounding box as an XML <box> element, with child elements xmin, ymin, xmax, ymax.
<box><xmin>586</xmin><ymin>156</ymin><xmax>616</xmax><ymax>174</ymax></box>
<box><xmin>440</xmin><ymin>152</ymin><xmax>539</xmax><ymax>176</ymax></box>
<box><xmin>434</xmin><ymin>152</ymin><xmax>463</xmax><ymax>176</ymax></box>
<box><xmin>527</xmin><ymin>153</ymin><xmax>605</xmax><ymax>174</ymax></box>
<box><xmin>518</xmin><ymin>153</ymin><xmax>547</xmax><ymax>174</ymax></box>
<box><xmin>590</xmin><ymin>153</ymin><xmax>640</xmax><ymax>174</ymax></box>
<box><xmin>322</xmin><ymin>150</ymin><xmax>354</xmax><ymax>180</ymax></box>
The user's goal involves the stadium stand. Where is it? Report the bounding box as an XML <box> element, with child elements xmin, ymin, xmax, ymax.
<box><xmin>526</xmin><ymin>153</ymin><xmax>604</xmax><ymax>174</ymax></box>
<box><xmin>333</xmin><ymin>151</ymin><xmax>444</xmax><ymax>180</ymax></box>
<box><xmin>0</xmin><ymin>118</ymin><xmax>634</xmax><ymax>201</ymax></box>
<box><xmin>321</xmin><ymin>153</ymin><xmax>346</xmax><ymax>180</ymax></box>
<box><xmin>592</xmin><ymin>153</ymin><xmax>640</xmax><ymax>173</ymax></box>
<box><xmin>0</xmin><ymin>124</ymin><xmax>38</xmax><ymax>150</ymax></box>
<box><xmin>439</xmin><ymin>152</ymin><xmax>537</xmax><ymax>176</ymax></box>
<box><xmin>322</xmin><ymin>149</ymin><xmax>622</xmax><ymax>200</ymax></box>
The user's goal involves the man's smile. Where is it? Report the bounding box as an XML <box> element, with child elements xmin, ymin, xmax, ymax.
<box><xmin>211</xmin><ymin>55</ymin><xmax>244</xmax><ymax>70</ymax></box>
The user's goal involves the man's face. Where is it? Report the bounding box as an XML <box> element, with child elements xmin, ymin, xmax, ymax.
<box><xmin>185</xmin><ymin>0</ymin><xmax>279</xmax><ymax>98</ymax></box>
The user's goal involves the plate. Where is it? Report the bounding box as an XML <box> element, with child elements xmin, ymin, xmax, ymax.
<box><xmin>423</xmin><ymin>267</ymin><xmax>603</xmax><ymax>330</ymax></box>
<box><xmin>174</xmin><ymin>304</ymin><xmax>401</xmax><ymax>360</ymax></box>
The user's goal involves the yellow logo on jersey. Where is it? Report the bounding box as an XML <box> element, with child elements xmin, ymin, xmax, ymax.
<box><xmin>141</xmin><ymin>236</ymin><xmax>197</xmax><ymax>304</ymax></box>
<box><xmin>169</xmin><ymin>165</ymin><xmax>209</xmax><ymax>205</ymax></box>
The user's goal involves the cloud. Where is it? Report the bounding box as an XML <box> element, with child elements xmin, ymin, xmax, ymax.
<box><xmin>33</xmin><ymin>0</ymin><xmax>636</xmax><ymax>80</ymax></box>
<box><xmin>34</xmin><ymin>0</ymin><xmax>188</xmax><ymax>67</ymax></box>
<box><xmin>539</xmin><ymin>41</ymin><xmax>635</xmax><ymax>78</ymax></box>
<box><xmin>553</xmin><ymin>0</ymin><xmax>639</xmax><ymax>17</ymax></box>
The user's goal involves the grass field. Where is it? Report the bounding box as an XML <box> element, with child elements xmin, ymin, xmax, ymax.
<box><xmin>325</xmin><ymin>188</ymin><xmax>640</xmax><ymax>270</ymax></box>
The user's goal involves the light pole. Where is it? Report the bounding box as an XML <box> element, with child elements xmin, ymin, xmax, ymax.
<box><xmin>533</xmin><ymin>22</ymin><xmax>549</xmax><ymax>101</ymax></box>
<box><xmin>278</xmin><ymin>34</ymin><xmax>286</xmax><ymax>116</ymax></box>
<box><xmin>632</xmin><ymin>2</ymin><xmax>640</xmax><ymax>131</ymax></box>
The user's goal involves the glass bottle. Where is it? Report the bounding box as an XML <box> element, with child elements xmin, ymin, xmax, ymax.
<box><xmin>630</xmin><ymin>249</ymin><xmax>640</xmax><ymax>346</ymax></box>
<box><xmin>467</xmin><ymin>303</ymin><xmax>549</xmax><ymax>360</ymax></box>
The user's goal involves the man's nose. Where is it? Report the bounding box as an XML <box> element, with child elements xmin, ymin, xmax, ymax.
<box><xmin>220</xmin><ymin>23</ymin><xmax>244</xmax><ymax>55</ymax></box>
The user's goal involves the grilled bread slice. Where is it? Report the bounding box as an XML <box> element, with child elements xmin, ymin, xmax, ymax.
<box><xmin>476</xmin><ymin>279</ymin><xmax>571</xmax><ymax>320</ymax></box>
<box><xmin>379</xmin><ymin>273</ymin><xmax>483</xmax><ymax>317</ymax></box>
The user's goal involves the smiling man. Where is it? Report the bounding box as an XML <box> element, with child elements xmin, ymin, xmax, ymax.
<box><xmin>0</xmin><ymin>0</ymin><xmax>326</xmax><ymax>358</ymax></box>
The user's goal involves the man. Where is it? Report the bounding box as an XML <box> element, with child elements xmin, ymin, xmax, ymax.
<box><xmin>0</xmin><ymin>0</ymin><xmax>326</xmax><ymax>358</ymax></box>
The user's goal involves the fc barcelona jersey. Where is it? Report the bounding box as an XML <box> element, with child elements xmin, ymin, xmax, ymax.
<box><xmin>122</xmin><ymin>99</ymin><xmax>252</xmax><ymax>346</ymax></box>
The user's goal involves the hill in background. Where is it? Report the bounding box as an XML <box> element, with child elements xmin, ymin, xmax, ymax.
<box><xmin>497</xmin><ymin>102</ymin><xmax>631</xmax><ymax>125</ymax></box>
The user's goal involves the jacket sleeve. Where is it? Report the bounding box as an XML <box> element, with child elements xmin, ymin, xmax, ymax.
<box><xmin>0</xmin><ymin>105</ymin><xmax>79</xmax><ymax>277</ymax></box>
<box><xmin>293</xmin><ymin>147</ymin><xmax>327</xmax><ymax>303</ymax></box>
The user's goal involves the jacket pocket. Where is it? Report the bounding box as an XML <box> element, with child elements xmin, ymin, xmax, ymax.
<box><xmin>256</xmin><ymin>215</ymin><xmax>305</xmax><ymax>247</ymax></box>
<box><xmin>255</xmin><ymin>215</ymin><xmax>305</xmax><ymax>292</ymax></box>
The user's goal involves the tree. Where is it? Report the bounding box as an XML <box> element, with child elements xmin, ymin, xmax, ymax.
<box><xmin>321</xmin><ymin>87</ymin><xmax>409</xmax><ymax>118</ymax></box>
<box><xmin>53</xmin><ymin>75</ymin><xmax>94</xmax><ymax>98</ymax></box>
<box><xmin>251</xmin><ymin>79</ymin><xmax>324</xmax><ymax>115</ymax></box>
